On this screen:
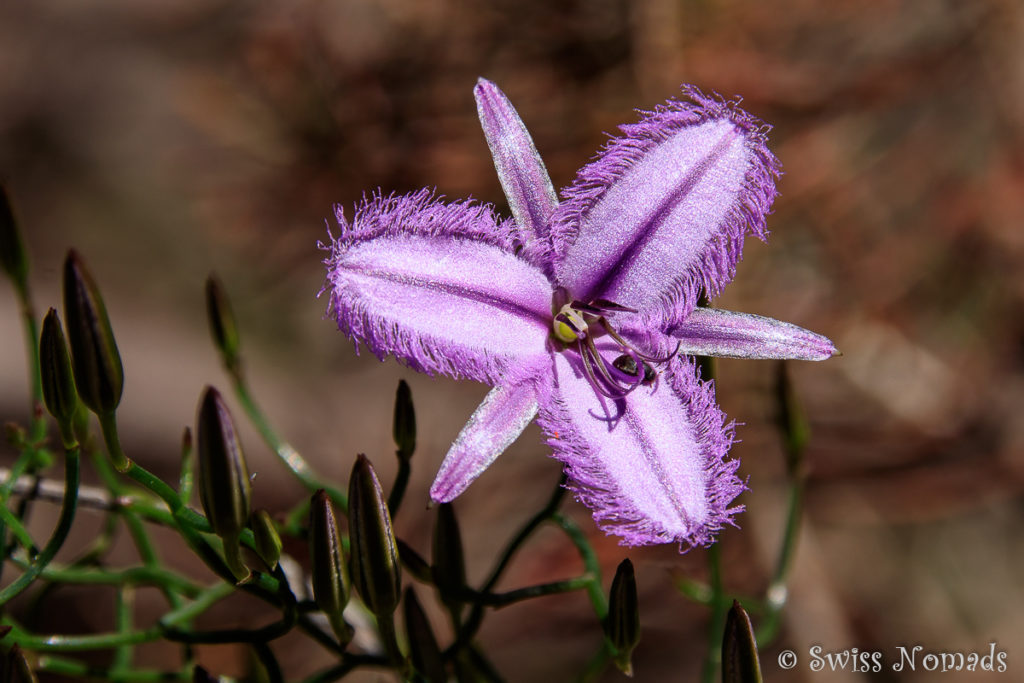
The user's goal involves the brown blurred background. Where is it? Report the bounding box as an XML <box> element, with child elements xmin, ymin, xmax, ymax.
<box><xmin>2</xmin><ymin>0</ymin><xmax>1023</xmax><ymax>681</ymax></box>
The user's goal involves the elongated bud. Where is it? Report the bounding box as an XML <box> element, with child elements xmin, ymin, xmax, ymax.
<box><xmin>403</xmin><ymin>588</ymin><xmax>446</xmax><ymax>683</ymax></box>
<box><xmin>775</xmin><ymin>362</ymin><xmax>809</xmax><ymax>476</ymax></box>
<box><xmin>431</xmin><ymin>503</ymin><xmax>466</xmax><ymax>609</ymax></box>
<box><xmin>250</xmin><ymin>509</ymin><xmax>282</xmax><ymax>570</ymax></box>
<box><xmin>40</xmin><ymin>309</ymin><xmax>78</xmax><ymax>443</ymax></box>
<box><xmin>722</xmin><ymin>600</ymin><xmax>762</xmax><ymax>683</ymax></box>
<box><xmin>4</xmin><ymin>644</ymin><xmax>38</xmax><ymax>683</ymax></box>
<box><xmin>309</xmin><ymin>489</ymin><xmax>352</xmax><ymax>644</ymax></box>
<box><xmin>347</xmin><ymin>455</ymin><xmax>401</xmax><ymax>618</ymax></box>
<box><xmin>0</xmin><ymin>184</ymin><xmax>28</xmax><ymax>291</ymax></box>
<box><xmin>392</xmin><ymin>380</ymin><xmax>416</xmax><ymax>459</ymax></box>
<box><xmin>606</xmin><ymin>558</ymin><xmax>640</xmax><ymax>676</ymax></box>
<box><xmin>205</xmin><ymin>274</ymin><xmax>241</xmax><ymax>373</ymax></box>
<box><xmin>197</xmin><ymin>386</ymin><xmax>251</xmax><ymax>581</ymax></box>
<box><xmin>62</xmin><ymin>250</ymin><xmax>123</xmax><ymax>415</ymax></box>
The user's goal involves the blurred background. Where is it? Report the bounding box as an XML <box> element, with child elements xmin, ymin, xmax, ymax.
<box><xmin>2</xmin><ymin>0</ymin><xmax>1023</xmax><ymax>680</ymax></box>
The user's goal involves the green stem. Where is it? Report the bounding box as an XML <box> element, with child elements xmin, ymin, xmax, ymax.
<box><xmin>0</xmin><ymin>502</ymin><xmax>36</xmax><ymax>554</ymax></box>
<box><xmin>0</xmin><ymin>618</ymin><xmax>162</xmax><ymax>652</ymax></box>
<box><xmin>36</xmin><ymin>654</ymin><xmax>191</xmax><ymax>682</ymax></box>
<box><xmin>111</xmin><ymin>585</ymin><xmax>136</xmax><ymax>672</ymax></box>
<box><xmin>454</xmin><ymin>576</ymin><xmax>596</xmax><ymax>608</ymax></box>
<box><xmin>230</xmin><ymin>371</ymin><xmax>347</xmax><ymax>509</ymax></box>
<box><xmin>459</xmin><ymin>474</ymin><xmax>567</xmax><ymax>643</ymax></box>
<box><xmin>14</xmin><ymin>561</ymin><xmax>202</xmax><ymax>597</ymax></box>
<box><xmin>375</xmin><ymin>613</ymin><xmax>405</xmax><ymax>669</ymax></box>
<box><xmin>701</xmin><ymin>543</ymin><xmax>726</xmax><ymax>683</ymax></box>
<box><xmin>15</xmin><ymin>278</ymin><xmax>47</xmax><ymax>443</ymax></box>
<box><xmin>386</xmin><ymin>456</ymin><xmax>411</xmax><ymax>518</ymax></box>
<box><xmin>756</xmin><ymin>473</ymin><xmax>805</xmax><ymax>644</ymax></box>
<box><xmin>0</xmin><ymin>444</ymin><xmax>81</xmax><ymax>607</ymax></box>
<box><xmin>551</xmin><ymin>513</ymin><xmax>606</xmax><ymax>620</ymax></box>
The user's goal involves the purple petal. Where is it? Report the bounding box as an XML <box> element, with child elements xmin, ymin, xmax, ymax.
<box><xmin>430</xmin><ymin>381</ymin><xmax>541</xmax><ymax>503</ymax></box>
<box><xmin>323</xmin><ymin>190</ymin><xmax>552</xmax><ymax>383</ymax></box>
<box><xmin>665</xmin><ymin>307</ymin><xmax>837</xmax><ymax>361</ymax></box>
<box><xmin>537</xmin><ymin>351</ymin><xmax>744</xmax><ymax>550</ymax></box>
<box><xmin>475</xmin><ymin>78</ymin><xmax>558</xmax><ymax>269</ymax></box>
<box><xmin>551</xmin><ymin>87</ymin><xmax>780</xmax><ymax>328</ymax></box>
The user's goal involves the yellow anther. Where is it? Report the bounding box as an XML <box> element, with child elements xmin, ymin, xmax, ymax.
<box><xmin>552</xmin><ymin>304</ymin><xmax>588</xmax><ymax>343</ymax></box>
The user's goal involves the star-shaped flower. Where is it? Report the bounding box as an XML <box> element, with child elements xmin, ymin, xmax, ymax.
<box><xmin>323</xmin><ymin>79</ymin><xmax>834</xmax><ymax>550</ymax></box>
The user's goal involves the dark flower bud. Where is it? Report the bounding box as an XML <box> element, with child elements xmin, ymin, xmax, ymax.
<box><xmin>62</xmin><ymin>250</ymin><xmax>123</xmax><ymax>416</ymax></box>
<box><xmin>0</xmin><ymin>184</ymin><xmax>28</xmax><ymax>291</ymax></box>
<box><xmin>40</xmin><ymin>309</ymin><xmax>78</xmax><ymax>442</ymax></box>
<box><xmin>250</xmin><ymin>509</ymin><xmax>283</xmax><ymax>571</ymax></box>
<box><xmin>347</xmin><ymin>455</ymin><xmax>401</xmax><ymax>618</ymax></box>
<box><xmin>403</xmin><ymin>587</ymin><xmax>447</xmax><ymax>683</ymax></box>
<box><xmin>309</xmin><ymin>488</ymin><xmax>352</xmax><ymax>644</ymax></box>
<box><xmin>392</xmin><ymin>380</ymin><xmax>416</xmax><ymax>459</ymax></box>
<box><xmin>196</xmin><ymin>386</ymin><xmax>251</xmax><ymax>581</ymax></box>
<box><xmin>205</xmin><ymin>274</ymin><xmax>241</xmax><ymax>373</ymax></box>
<box><xmin>605</xmin><ymin>558</ymin><xmax>640</xmax><ymax>676</ymax></box>
<box><xmin>431</xmin><ymin>503</ymin><xmax>466</xmax><ymax>609</ymax></box>
<box><xmin>4</xmin><ymin>644</ymin><xmax>38</xmax><ymax>683</ymax></box>
<box><xmin>722</xmin><ymin>600</ymin><xmax>762</xmax><ymax>683</ymax></box>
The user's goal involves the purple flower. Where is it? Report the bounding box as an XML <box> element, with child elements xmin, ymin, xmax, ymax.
<box><xmin>323</xmin><ymin>79</ymin><xmax>835</xmax><ymax>550</ymax></box>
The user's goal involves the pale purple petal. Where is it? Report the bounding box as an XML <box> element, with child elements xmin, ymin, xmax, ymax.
<box><xmin>430</xmin><ymin>381</ymin><xmax>541</xmax><ymax>503</ymax></box>
<box><xmin>475</xmin><ymin>78</ymin><xmax>558</xmax><ymax>270</ymax></box>
<box><xmin>665</xmin><ymin>307</ymin><xmax>837</xmax><ymax>361</ymax></box>
<box><xmin>551</xmin><ymin>87</ymin><xmax>780</xmax><ymax>329</ymax></box>
<box><xmin>536</xmin><ymin>351</ymin><xmax>744</xmax><ymax>549</ymax></box>
<box><xmin>324</xmin><ymin>190</ymin><xmax>552</xmax><ymax>383</ymax></box>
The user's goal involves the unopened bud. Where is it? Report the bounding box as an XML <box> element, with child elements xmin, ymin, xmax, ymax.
<box><xmin>392</xmin><ymin>380</ymin><xmax>416</xmax><ymax>459</ymax></box>
<box><xmin>605</xmin><ymin>558</ymin><xmax>640</xmax><ymax>676</ymax></box>
<box><xmin>309</xmin><ymin>489</ymin><xmax>352</xmax><ymax>644</ymax></box>
<box><xmin>40</xmin><ymin>309</ymin><xmax>78</xmax><ymax>443</ymax></box>
<box><xmin>403</xmin><ymin>587</ymin><xmax>446</xmax><ymax>683</ymax></box>
<box><xmin>0</xmin><ymin>184</ymin><xmax>28</xmax><ymax>291</ymax></box>
<box><xmin>722</xmin><ymin>600</ymin><xmax>762</xmax><ymax>683</ymax></box>
<box><xmin>62</xmin><ymin>250</ymin><xmax>123</xmax><ymax>415</ymax></box>
<box><xmin>197</xmin><ymin>386</ymin><xmax>251</xmax><ymax>581</ymax></box>
<box><xmin>205</xmin><ymin>274</ymin><xmax>241</xmax><ymax>373</ymax></box>
<box><xmin>347</xmin><ymin>454</ymin><xmax>401</xmax><ymax>618</ymax></box>
<box><xmin>431</xmin><ymin>503</ymin><xmax>466</xmax><ymax>609</ymax></box>
<box><xmin>250</xmin><ymin>509</ymin><xmax>282</xmax><ymax>571</ymax></box>
<box><xmin>3</xmin><ymin>644</ymin><xmax>38</xmax><ymax>683</ymax></box>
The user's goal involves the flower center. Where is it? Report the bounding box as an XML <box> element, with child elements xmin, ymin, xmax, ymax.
<box><xmin>549</xmin><ymin>287</ymin><xmax>678</xmax><ymax>399</ymax></box>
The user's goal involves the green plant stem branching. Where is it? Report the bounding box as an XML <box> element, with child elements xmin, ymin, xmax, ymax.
<box><xmin>0</xmin><ymin>443</ymin><xmax>80</xmax><ymax>607</ymax></box>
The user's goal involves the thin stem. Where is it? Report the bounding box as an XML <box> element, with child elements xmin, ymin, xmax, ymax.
<box><xmin>459</xmin><ymin>474</ymin><xmax>567</xmax><ymax>643</ymax></box>
<box><xmin>230</xmin><ymin>370</ymin><xmax>347</xmax><ymax>510</ymax></box>
<box><xmin>14</xmin><ymin>277</ymin><xmax>47</xmax><ymax>443</ymax></box>
<box><xmin>551</xmin><ymin>513</ymin><xmax>606</xmax><ymax>620</ymax></box>
<box><xmin>453</xmin><ymin>576</ymin><xmax>595</xmax><ymax>608</ymax></box>
<box><xmin>37</xmin><ymin>654</ymin><xmax>192</xmax><ymax>682</ymax></box>
<box><xmin>12</xmin><ymin>560</ymin><xmax>202</xmax><ymax>597</ymax></box>
<box><xmin>756</xmin><ymin>472</ymin><xmax>805</xmax><ymax>644</ymax></box>
<box><xmin>387</xmin><ymin>456</ymin><xmax>411</xmax><ymax>518</ymax></box>
<box><xmin>0</xmin><ymin>502</ymin><xmax>37</xmax><ymax>554</ymax></box>
<box><xmin>112</xmin><ymin>585</ymin><xmax>136</xmax><ymax>672</ymax></box>
<box><xmin>700</xmin><ymin>543</ymin><xmax>726</xmax><ymax>683</ymax></box>
<box><xmin>252</xmin><ymin>641</ymin><xmax>284</xmax><ymax>683</ymax></box>
<box><xmin>0</xmin><ymin>618</ymin><xmax>162</xmax><ymax>652</ymax></box>
<box><xmin>0</xmin><ymin>444</ymin><xmax>81</xmax><ymax>607</ymax></box>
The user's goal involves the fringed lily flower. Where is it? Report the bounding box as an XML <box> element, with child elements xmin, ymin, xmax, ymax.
<box><xmin>323</xmin><ymin>79</ymin><xmax>835</xmax><ymax>550</ymax></box>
